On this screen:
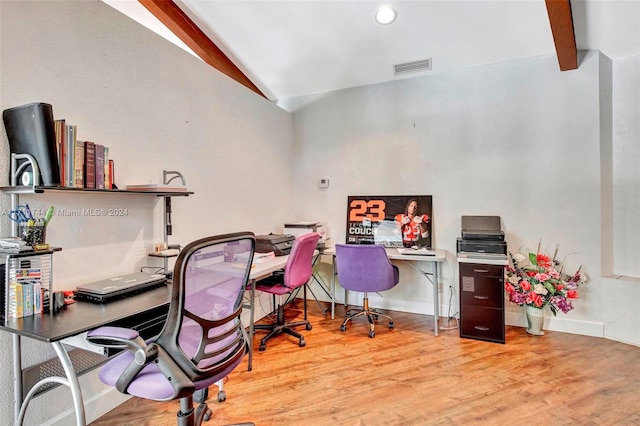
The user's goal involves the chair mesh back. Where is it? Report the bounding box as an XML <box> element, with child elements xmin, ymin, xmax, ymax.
<box><xmin>283</xmin><ymin>233</ymin><xmax>320</xmax><ymax>288</ymax></box>
<box><xmin>159</xmin><ymin>233</ymin><xmax>254</xmax><ymax>376</ymax></box>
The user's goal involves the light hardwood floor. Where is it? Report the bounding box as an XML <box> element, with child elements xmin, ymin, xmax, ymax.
<box><xmin>91</xmin><ymin>300</ymin><xmax>640</xmax><ymax>426</ymax></box>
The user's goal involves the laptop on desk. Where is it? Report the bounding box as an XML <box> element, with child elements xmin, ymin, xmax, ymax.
<box><xmin>74</xmin><ymin>272</ymin><xmax>167</xmax><ymax>303</ymax></box>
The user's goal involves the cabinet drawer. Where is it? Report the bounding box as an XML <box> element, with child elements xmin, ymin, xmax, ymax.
<box><xmin>460</xmin><ymin>305</ymin><xmax>505</xmax><ymax>343</ymax></box>
<box><xmin>460</xmin><ymin>275</ymin><xmax>504</xmax><ymax>308</ymax></box>
<box><xmin>459</xmin><ymin>262</ymin><xmax>504</xmax><ymax>278</ymax></box>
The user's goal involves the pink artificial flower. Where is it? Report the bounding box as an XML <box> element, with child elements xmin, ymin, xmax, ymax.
<box><xmin>534</xmin><ymin>273</ymin><xmax>550</xmax><ymax>282</ymax></box>
<box><xmin>520</xmin><ymin>280</ymin><xmax>531</xmax><ymax>291</ymax></box>
<box><xmin>548</xmin><ymin>269</ymin><xmax>561</xmax><ymax>279</ymax></box>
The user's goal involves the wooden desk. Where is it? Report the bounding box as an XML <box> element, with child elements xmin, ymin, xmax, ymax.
<box><xmin>324</xmin><ymin>247</ymin><xmax>447</xmax><ymax>336</ymax></box>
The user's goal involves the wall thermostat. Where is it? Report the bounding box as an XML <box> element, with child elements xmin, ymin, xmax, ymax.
<box><xmin>318</xmin><ymin>178</ymin><xmax>329</xmax><ymax>188</ymax></box>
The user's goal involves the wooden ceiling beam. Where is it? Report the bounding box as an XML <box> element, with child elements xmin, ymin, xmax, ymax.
<box><xmin>545</xmin><ymin>0</ymin><xmax>578</xmax><ymax>71</ymax></box>
<box><xmin>138</xmin><ymin>0</ymin><xmax>266</xmax><ymax>98</ymax></box>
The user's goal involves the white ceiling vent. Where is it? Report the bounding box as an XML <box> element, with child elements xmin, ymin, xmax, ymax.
<box><xmin>393</xmin><ymin>58</ymin><xmax>432</xmax><ymax>76</ymax></box>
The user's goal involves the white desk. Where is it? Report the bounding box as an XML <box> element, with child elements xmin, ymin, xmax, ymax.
<box><xmin>324</xmin><ymin>247</ymin><xmax>447</xmax><ymax>336</ymax></box>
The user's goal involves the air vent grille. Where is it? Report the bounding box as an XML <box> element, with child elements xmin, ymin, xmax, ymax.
<box><xmin>394</xmin><ymin>58</ymin><xmax>432</xmax><ymax>76</ymax></box>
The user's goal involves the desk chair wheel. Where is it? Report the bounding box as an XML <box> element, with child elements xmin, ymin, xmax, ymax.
<box><xmin>368</xmin><ymin>330</ymin><xmax>375</xmax><ymax>338</ymax></box>
<box><xmin>388</xmin><ymin>321</ymin><xmax>394</xmax><ymax>329</ymax></box>
<box><xmin>195</xmin><ymin>402</ymin><xmax>213</xmax><ymax>423</ymax></box>
<box><xmin>218</xmin><ymin>390</ymin><xmax>226</xmax><ymax>402</ymax></box>
<box><xmin>340</xmin><ymin>324</ymin><xmax>347</xmax><ymax>332</ymax></box>
<box><xmin>306</xmin><ymin>323</ymin><xmax>312</xmax><ymax>331</ymax></box>
<box><xmin>259</xmin><ymin>343</ymin><xmax>267</xmax><ymax>351</ymax></box>
<box><xmin>299</xmin><ymin>337</ymin><xmax>306</xmax><ymax>347</ymax></box>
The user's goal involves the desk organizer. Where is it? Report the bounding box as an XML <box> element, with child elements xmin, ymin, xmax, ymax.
<box><xmin>1</xmin><ymin>250</ymin><xmax>53</xmax><ymax>321</ymax></box>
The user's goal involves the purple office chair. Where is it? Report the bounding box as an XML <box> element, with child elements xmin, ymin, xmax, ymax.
<box><xmin>254</xmin><ymin>232</ymin><xmax>320</xmax><ymax>351</ymax></box>
<box><xmin>87</xmin><ymin>233</ymin><xmax>255</xmax><ymax>426</ymax></box>
<box><xmin>335</xmin><ymin>244</ymin><xmax>400</xmax><ymax>338</ymax></box>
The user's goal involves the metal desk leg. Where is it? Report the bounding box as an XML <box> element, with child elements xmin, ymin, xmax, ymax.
<box><xmin>247</xmin><ymin>280</ymin><xmax>255</xmax><ymax>371</ymax></box>
<box><xmin>331</xmin><ymin>257</ymin><xmax>336</xmax><ymax>319</ymax></box>
<box><xmin>16</xmin><ymin>341</ymin><xmax>86</xmax><ymax>426</ymax></box>
<box><xmin>404</xmin><ymin>260</ymin><xmax>439</xmax><ymax>336</ymax></box>
<box><xmin>432</xmin><ymin>261</ymin><xmax>439</xmax><ymax>336</ymax></box>
<box><xmin>13</xmin><ymin>334</ymin><xmax>22</xmax><ymax>424</ymax></box>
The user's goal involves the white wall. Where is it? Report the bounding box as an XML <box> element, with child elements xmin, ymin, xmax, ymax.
<box><xmin>0</xmin><ymin>1</ymin><xmax>293</xmax><ymax>424</ymax></box>
<box><xmin>601</xmin><ymin>54</ymin><xmax>640</xmax><ymax>346</ymax></box>
<box><xmin>611</xmin><ymin>55</ymin><xmax>640</xmax><ymax>278</ymax></box>
<box><xmin>292</xmin><ymin>51</ymin><xmax>616</xmax><ymax>338</ymax></box>
<box><xmin>1</xmin><ymin>0</ymin><xmax>639</xmax><ymax>424</ymax></box>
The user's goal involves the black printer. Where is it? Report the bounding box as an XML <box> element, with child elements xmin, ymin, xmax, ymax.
<box><xmin>456</xmin><ymin>216</ymin><xmax>507</xmax><ymax>256</ymax></box>
<box><xmin>255</xmin><ymin>234</ymin><xmax>295</xmax><ymax>256</ymax></box>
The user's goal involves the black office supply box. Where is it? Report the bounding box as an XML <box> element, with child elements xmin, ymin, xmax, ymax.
<box><xmin>3</xmin><ymin>102</ymin><xmax>61</xmax><ymax>186</ymax></box>
<box><xmin>255</xmin><ymin>234</ymin><xmax>295</xmax><ymax>256</ymax></box>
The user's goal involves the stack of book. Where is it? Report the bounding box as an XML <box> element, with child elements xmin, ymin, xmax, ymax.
<box><xmin>54</xmin><ymin>119</ymin><xmax>114</xmax><ymax>189</ymax></box>
<box><xmin>7</xmin><ymin>268</ymin><xmax>44</xmax><ymax>319</ymax></box>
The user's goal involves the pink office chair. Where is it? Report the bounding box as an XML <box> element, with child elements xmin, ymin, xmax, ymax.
<box><xmin>254</xmin><ymin>232</ymin><xmax>320</xmax><ymax>351</ymax></box>
<box><xmin>87</xmin><ymin>232</ymin><xmax>255</xmax><ymax>426</ymax></box>
<box><xmin>335</xmin><ymin>244</ymin><xmax>400</xmax><ymax>338</ymax></box>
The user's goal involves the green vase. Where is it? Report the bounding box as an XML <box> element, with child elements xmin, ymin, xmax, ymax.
<box><xmin>525</xmin><ymin>305</ymin><xmax>545</xmax><ymax>336</ymax></box>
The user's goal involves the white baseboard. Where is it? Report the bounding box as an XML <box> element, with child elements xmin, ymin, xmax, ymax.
<box><xmin>505</xmin><ymin>310</ymin><xmax>604</xmax><ymax>338</ymax></box>
<box><xmin>43</xmin><ymin>387</ymin><xmax>130</xmax><ymax>426</ymax></box>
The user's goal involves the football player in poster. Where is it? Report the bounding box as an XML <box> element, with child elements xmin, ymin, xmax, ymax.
<box><xmin>394</xmin><ymin>198</ymin><xmax>430</xmax><ymax>247</ymax></box>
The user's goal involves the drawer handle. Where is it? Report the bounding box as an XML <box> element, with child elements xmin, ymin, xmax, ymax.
<box><xmin>474</xmin><ymin>326</ymin><xmax>490</xmax><ymax>331</ymax></box>
<box><xmin>474</xmin><ymin>295</ymin><xmax>489</xmax><ymax>300</ymax></box>
<box><xmin>473</xmin><ymin>269</ymin><xmax>489</xmax><ymax>273</ymax></box>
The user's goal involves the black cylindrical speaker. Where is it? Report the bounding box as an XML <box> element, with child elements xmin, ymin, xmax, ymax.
<box><xmin>3</xmin><ymin>102</ymin><xmax>61</xmax><ymax>186</ymax></box>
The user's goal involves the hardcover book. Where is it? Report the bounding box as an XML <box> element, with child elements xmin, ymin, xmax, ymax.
<box><xmin>95</xmin><ymin>144</ymin><xmax>105</xmax><ymax>189</ymax></box>
<box><xmin>74</xmin><ymin>140</ymin><xmax>85</xmax><ymax>188</ymax></box>
<box><xmin>84</xmin><ymin>141</ymin><xmax>96</xmax><ymax>189</ymax></box>
<box><xmin>54</xmin><ymin>119</ymin><xmax>66</xmax><ymax>185</ymax></box>
<box><xmin>103</xmin><ymin>146</ymin><xmax>110</xmax><ymax>189</ymax></box>
<box><xmin>66</xmin><ymin>124</ymin><xmax>76</xmax><ymax>187</ymax></box>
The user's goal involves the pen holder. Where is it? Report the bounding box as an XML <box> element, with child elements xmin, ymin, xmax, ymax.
<box><xmin>19</xmin><ymin>224</ymin><xmax>47</xmax><ymax>247</ymax></box>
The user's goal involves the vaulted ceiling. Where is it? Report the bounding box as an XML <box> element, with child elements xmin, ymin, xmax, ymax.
<box><xmin>105</xmin><ymin>0</ymin><xmax>639</xmax><ymax>110</ymax></box>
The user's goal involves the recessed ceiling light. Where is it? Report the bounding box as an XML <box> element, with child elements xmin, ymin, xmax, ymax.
<box><xmin>375</xmin><ymin>5</ymin><xmax>397</xmax><ymax>25</ymax></box>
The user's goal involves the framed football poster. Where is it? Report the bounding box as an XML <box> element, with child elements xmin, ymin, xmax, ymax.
<box><xmin>346</xmin><ymin>195</ymin><xmax>433</xmax><ymax>248</ymax></box>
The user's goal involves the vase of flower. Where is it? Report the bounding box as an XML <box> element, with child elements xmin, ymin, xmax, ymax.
<box><xmin>525</xmin><ymin>305</ymin><xmax>545</xmax><ymax>336</ymax></box>
<box><xmin>505</xmin><ymin>242</ymin><xmax>587</xmax><ymax>336</ymax></box>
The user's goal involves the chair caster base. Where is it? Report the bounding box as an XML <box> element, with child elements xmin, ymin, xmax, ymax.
<box><xmin>217</xmin><ymin>390</ymin><xmax>226</xmax><ymax>402</ymax></box>
<box><xmin>388</xmin><ymin>321</ymin><xmax>394</xmax><ymax>329</ymax></box>
<box><xmin>299</xmin><ymin>338</ymin><xmax>306</xmax><ymax>347</ymax></box>
<box><xmin>340</xmin><ymin>324</ymin><xmax>347</xmax><ymax>332</ymax></box>
<box><xmin>368</xmin><ymin>330</ymin><xmax>375</xmax><ymax>338</ymax></box>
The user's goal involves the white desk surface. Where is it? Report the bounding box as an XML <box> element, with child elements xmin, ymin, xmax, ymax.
<box><xmin>324</xmin><ymin>246</ymin><xmax>446</xmax><ymax>262</ymax></box>
<box><xmin>249</xmin><ymin>255</ymin><xmax>288</xmax><ymax>281</ymax></box>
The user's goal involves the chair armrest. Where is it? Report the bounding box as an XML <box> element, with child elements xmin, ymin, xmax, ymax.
<box><xmin>87</xmin><ymin>326</ymin><xmax>149</xmax><ymax>362</ymax></box>
<box><xmin>87</xmin><ymin>326</ymin><xmax>195</xmax><ymax>399</ymax></box>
